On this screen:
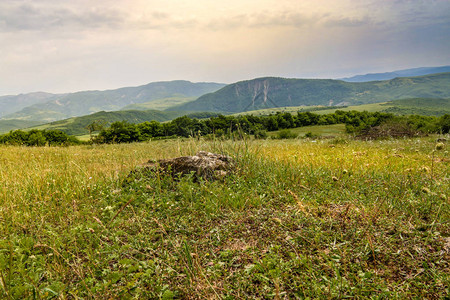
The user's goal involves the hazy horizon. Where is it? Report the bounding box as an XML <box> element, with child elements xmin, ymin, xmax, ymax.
<box><xmin>1</xmin><ymin>0</ymin><xmax>449</xmax><ymax>96</ymax></box>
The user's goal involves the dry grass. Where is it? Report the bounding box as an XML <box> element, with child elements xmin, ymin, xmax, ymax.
<box><xmin>0</xmin><ymin>136</ymin><xmax>449</xmax><ymax>299</ymax></box>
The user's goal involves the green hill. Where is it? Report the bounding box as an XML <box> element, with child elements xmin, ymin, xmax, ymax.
<box><xmin>27</xmin><ymin>110</ymin><xmax>220</xmax><ymax>136</ymax></box>
<box><xmin>121</xmin><ymin>97</ymin><xmax>196</xmax><ymax>111</ymax></box>
<box><xmin>0</xmin><ymin>119</ymin><xmax>44</xmax><ymax>134</ymax></box>
<box><xmin>234</xmin><ymin>98</ymin><xmax>449</xmax><ymax>117</ymax></box>
<box><xmin>307</xmin><ymin>98</ymin><xmax>450</xmax><ymax>116</ymax></box>
<box><xmin>169</xmin><ymin>73</ymin><xmax>450</xmax><ymax>113</ymax></box>
<box><xmin>28</xmin><ymin>110</ymin><xmax>185</xmax><ymax>136</ymax></box>
<box><xmin>379</xmin><ymin>98</ymin><xmax>450</xmax><ymax>116</ymax></box>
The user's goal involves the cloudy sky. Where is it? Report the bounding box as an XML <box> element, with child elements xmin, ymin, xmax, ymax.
<box><xmin>1</xmin><ymin>0</ymin><xmax>449</xmax><ymax>95</ymax></box>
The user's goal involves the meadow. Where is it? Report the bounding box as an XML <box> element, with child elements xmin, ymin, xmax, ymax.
<box><xmin>0</xmin><ymin>136</ymin><xmax>449</xmax><ymax>299</ymax></box>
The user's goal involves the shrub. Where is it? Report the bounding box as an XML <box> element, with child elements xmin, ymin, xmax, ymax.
<box><xmin>254</xmin><ymin>130</ymin><xmax>268</xmax><ymax>139</ymax></box>
<box><xmin>304</xmin><ymin>132</ymin><xmax>320</xmax><ymax>139</ymax></box>
<box><xmin>276</xmin><ymin>129</ymin><xmax>297</xmax><ymax>139</ymax></box>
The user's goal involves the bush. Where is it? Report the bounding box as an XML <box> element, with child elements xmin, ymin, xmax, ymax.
<box><xmin>276</xmin><ymin>129</ymin><xmax>297</xmax><ymax>139</ymax></box>
<box><xmin>0</xmin><ymin>129</ymin><xmax>80</xmax><ymax>146</ymax></box>
<box><xmin>304</xmin><ymin>132</ymin><xmax>320</xmax><ymax>139</ymax></box>
<box><xmin>438</xmin><ymin>114</ymin><xmax>450</xmax><ymax>133</ymax></box>
<box><xmin>254</xmin><ymin>130</ymin><xmax>268</xmax><ymax>139</ymax></box>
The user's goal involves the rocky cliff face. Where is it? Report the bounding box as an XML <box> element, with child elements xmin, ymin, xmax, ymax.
<box><xmin>169</xmin><ymin>73</ymin><xmax>450</xmax><ymax>113</ymax></box>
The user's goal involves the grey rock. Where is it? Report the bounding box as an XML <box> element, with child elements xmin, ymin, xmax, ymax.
<box><xmin>134</xmin><ymin>151</ymin><xmax>234</xmax><ymax>181</ymax></box>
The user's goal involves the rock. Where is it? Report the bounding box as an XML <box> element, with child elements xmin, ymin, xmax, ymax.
<box><xmin>134</xmin><ymin>151</ymin><xmax>234</xmax><ymax>181</ymax></box>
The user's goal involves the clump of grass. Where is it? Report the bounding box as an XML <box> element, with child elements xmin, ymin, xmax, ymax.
<box><xmin>0</xmin><ymin>136</ymin><xmax>449</xmax><ymax>298</ymax></box>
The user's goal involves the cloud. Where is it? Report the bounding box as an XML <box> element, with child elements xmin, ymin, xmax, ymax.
<box><xmin>0</xmin><ymin>2</ymin><xmax>126</xmax><ymax>32</ymax></box>
<box><xmin>0</xmin><ymin>0</ymin><xmax>449</xmax><ymax>95</ymax></box>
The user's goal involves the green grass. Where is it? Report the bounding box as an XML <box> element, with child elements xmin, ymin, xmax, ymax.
<box><xmin>314</xmin><ymin>103</ymin><xmax>392</xmax><ymax>115</ymax></box>
<box><xmin>235</xmin><ymin>98</ymin><xmax>450</xmax><ymax>118</ymax></box>
<box><xmin>0</xmin><ymin>137</ymin><xmax>449</xmax><ymax>298</ymax></box>
<box><xmin>316</xmin><ymin>98</ymin><xmax>450</xmax><ymax>116</ymax></box>
<box><xmin>121</xmin><ymin>97</ymin><xmax>197</xmax><ymax>111</ymax></box>
<box><xmin>232</xmin><ymin>105</ymin><xmax>328</xmax><ymax>116</ymax></box>
<box><xmin>267</xmin><ymin>124</ymin><xmax>346</xmax><ymax>138</ymax></box>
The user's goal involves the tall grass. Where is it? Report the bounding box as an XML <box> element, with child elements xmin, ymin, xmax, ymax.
<box><xmin>0</xmin><ymin>136</ymin><xmax>448</xmax><ymax>298</ymax></box>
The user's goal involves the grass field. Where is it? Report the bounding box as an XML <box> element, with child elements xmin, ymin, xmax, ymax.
<box><xmin>314</xmin><ymin>103</ymin><xmax>392</xmax><ymax>115</ymax></box>
<box><xmin>0</xmin><ymin>136</ymin><xmax>449</xmax><ymax>298</ymax></box>
<box><xmin>267</xmin><ymin>124</ymin><xmax>346</xmax><ymax>138</ymax></box>
<box><xmin>233</xmin><ymin>102</ymin><xmax>393</xmax><ymax>117</ymax></box>
<box><xmin>121</xmin><ymin>97</ymin><xmax>197</xmax><ymax>111</ymax></box>
<box><xmin>232</xmin><ymin>106</ymin><xmax>325</xmax><ymax>116</ymax></box>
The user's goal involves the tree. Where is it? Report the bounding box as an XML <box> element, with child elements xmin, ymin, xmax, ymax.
<box><xmin>99</xmin><ymin>121</ymin><xmax>141</xmax><ymax>143</ymax></box>
<box><xmin>86</xmin><ymin>120</ymin><xmax>107</xmax><ymax>141</ymax></box>
<box><xmin>26</xmin><ymin>130</ymin><xmax>46</xmax><ymax>146</ymax></box>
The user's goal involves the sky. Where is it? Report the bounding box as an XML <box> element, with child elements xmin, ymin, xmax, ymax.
<box><xmin>1</xmin><ymin>0</ymin><xmax>449</xmax><ymax>96</ymax></box>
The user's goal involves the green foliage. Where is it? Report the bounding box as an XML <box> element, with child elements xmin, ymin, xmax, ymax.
<box><xmin>304</xmin><ymin>131</ymin><xmax>319</xmax><ymax>138</ymax></box>
<box><xmin>0</xmin><ymin>129</ymin><xmax>81</xmax><ymax>146</ymax></box>
<box><xmin>276</xmin><ymin>129</ymin><xmax>298</xmax><ymax>139</ymax></box>
<box><xmin>254</xmin><ymin>129</ymin><xmax>268</xmax><ymax>139</ymax></box>
<box><xmin>438</xmin><ymin>114</ymin><xmax>450</xmax><ymax>133</ymax></box>
<box><xmin>96</xmin><ymin>110</ymin><xmax>445</xmax><ymax>144</ymax></box>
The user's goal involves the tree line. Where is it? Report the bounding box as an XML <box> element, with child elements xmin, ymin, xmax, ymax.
<box><xmin>1</xmin><ymin>111</ymin><xmax>448</xmax><ymax>146</ymax></box>
<box><xmin>0</xmin><ymin>129</ymin><xmax>81</xmax><ymax>146</ymax></box>
<box><xmin>96</xmin><ymin>111</ymin><xmax>450</xmax><ymax>143</ymax></box>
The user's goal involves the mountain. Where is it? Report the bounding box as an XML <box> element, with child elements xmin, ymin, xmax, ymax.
<box><xmin>1</xmin><ymin>81</ymin><xmax>225</xmax><ymax>122</ymax></box>
<box><xmin>0</xmin><ymin>92</ymin><xmax>60</xmax><ymax>118</ymax></box>
<box><xmin>341</xmin><ymin>66</ymin><xmax>450</xmax><ymax>82</ymax></box>
<box><xmin>168</xmin><ymin>73</ymin><xmax>450</xmax><ymax>113</ymax></box>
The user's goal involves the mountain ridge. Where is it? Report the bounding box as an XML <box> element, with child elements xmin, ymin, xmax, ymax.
<box><xmin>340</xmin><ymin>66</ymin><xmax>450</xmax><ymax>82</ymax></box>
<box><xmin>1</xmin><ymin>80</ymin><xmax>225</xmax><ymax>122</ymax></box>
<box><xmin>169</xmin><ymin>73</ymin><xmax>450</xmax><ymax>113</ymax></box>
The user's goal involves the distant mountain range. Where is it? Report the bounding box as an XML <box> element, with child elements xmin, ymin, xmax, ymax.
<box><xmin>0</xmin><ymin>80</ymin><xmax>225</xmax><ymax>122</ymax></box>
<box><xmin>0</xmin><ymin>92</ymin><xmax>61</xmax><ymax>117</ymax></box>
<box><xmin>340</xmin><ymin>66</ymin><xmax>450</xmax><ymax>82</ymax></box>
<box><xmin>1</xmin><ymin>67</ymin><xmax>450</xmax><ymax>134</ymax></box>
<box><xmin>170</xmin><ymin>72</ymin><xmax>450</xmax><ymax>113</ymax></box>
